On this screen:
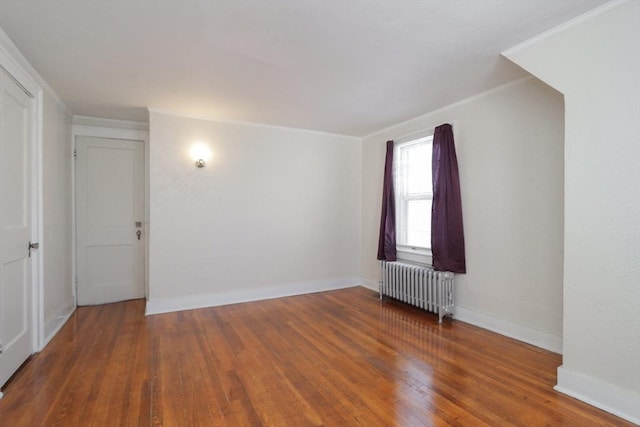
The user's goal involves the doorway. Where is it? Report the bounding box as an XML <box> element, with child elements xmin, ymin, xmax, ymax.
<box><xmin>75</xmin><ymin>136</ymin><xmax>145</xmax><ymax>305</ymax></box>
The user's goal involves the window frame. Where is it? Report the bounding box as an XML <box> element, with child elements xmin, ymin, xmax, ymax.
<box><xmin>394</xmin><ymin>133</ymin><xmax>434</xmax><ymax>259</ymax></box>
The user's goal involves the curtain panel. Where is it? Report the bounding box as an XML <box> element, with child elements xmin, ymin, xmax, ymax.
<box><xmin>377</xmin><ymin>140</ymin><xmax>397</xmax><ymax>261</ymax></box>
<box><xmin>431</xmin><ymin>124</ymin><xmax>466</xmax><ymax>273</ymax></box>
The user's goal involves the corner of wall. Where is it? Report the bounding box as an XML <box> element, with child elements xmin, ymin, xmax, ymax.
<box><xmin>359</xmin><ymin>277</ymin><xmax>379</xmax><ymax>292</ymax></box>
<box><xmin>41</xmin><ymin>298</ymin><xmax>75</xmax><ymax>351</ymax></box>
<box><xmin>555</xmin><ymin>366</ymin><xmax>640</xmax><ymax>425</ymax></box>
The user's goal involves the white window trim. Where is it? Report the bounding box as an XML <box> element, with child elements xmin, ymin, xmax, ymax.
<box><xmin>397</xmin><ymin>246</ymin><xmax>432</xmax><ymax>265</ymax></box>
<box><xmin>393</xmin><ymin>131</ymin><xmax>434</xmax><ymax>265</ymax></box>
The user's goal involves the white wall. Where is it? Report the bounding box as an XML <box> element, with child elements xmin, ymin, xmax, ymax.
<box><xmin>42</xmin><ymin>91</ymin><xmax>74</xmax><ymax>342</ymax></box>
<box><xmin>504</xmin><ymin>2</ymin><xmax>640</xmax><ymax>423</ymax></box>
<box><xmin>361</xmin><ymin>77</ymin><xmax>565</xmax><ymax>351</ymax></box>
<box><xmin>147</xmin><ymin>111</ymin><xmax>361</xmax><ymax>313</ymax></box>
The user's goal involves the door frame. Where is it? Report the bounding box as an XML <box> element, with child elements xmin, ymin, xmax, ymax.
<box><xmin>0</xmin><ymin>33</ymin><xmax>44</xmax><ymax>353</ymax></box>
<box><xmin>71</xmin><ymin>121</ymin><xmax>150</xmax><ymax>303</ymax></box>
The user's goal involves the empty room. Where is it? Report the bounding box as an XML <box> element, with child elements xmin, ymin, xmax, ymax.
<box><xmin>0</xmin><ymin>0</ymin><xmax>638</xmax><ymax>425</ymax></box>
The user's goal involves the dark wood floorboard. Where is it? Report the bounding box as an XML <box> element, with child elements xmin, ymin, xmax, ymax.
<box><xmin>0</xmin><ymin>287</ymin><xmax>632</xmax><ymax>426</ymax></box>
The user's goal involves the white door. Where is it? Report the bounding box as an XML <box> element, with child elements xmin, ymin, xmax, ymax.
<box><xmin>75</xmin><ymin>136</ymin><xmax>144</xmax><ymax>305</ymax></box>
<box><xmin>0</xmin><ymin>70</ymin><xmax>34</xmax><ymax>389</ymax></box>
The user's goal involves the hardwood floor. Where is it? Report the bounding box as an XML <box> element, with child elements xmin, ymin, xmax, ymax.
<box><xmin>0</xmin><ymin>287</ymin><xmax>631</xmax><ymax>426</ymax></box>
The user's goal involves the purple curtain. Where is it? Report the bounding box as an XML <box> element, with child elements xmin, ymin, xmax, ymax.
<box><xmin>377</xmin><ymin>140</ymin><xmax>397</xmax><ymax>261</ymax></box>
<box><xmin>432</xmin><ymin>124</ymin><xmax>466</xmax><ymax>273</ymax></box>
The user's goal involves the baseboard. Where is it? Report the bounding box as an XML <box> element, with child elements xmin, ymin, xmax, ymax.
<box><xmin>41</xmin><ymin>301</ymin><xmax>75</xmax><ymax>351</ymax></box>
<box><xmin>359</xmin><ymin>277</ymin><xmax>379</xmax><ymax>292</ymax></box>
<box><xmin>555</xmin><ymin>366</ymin><xmax>640</xmax><ymax>424</ymax></box>
<box><xmin>146</xmin><ymin>277</ymin><xmax>361</xmax><ymax>316</ymax></box>
<box><xmin>454</xmin><ymin>305</ymin><xmax>563</xmax><ymax>354</ymax></box>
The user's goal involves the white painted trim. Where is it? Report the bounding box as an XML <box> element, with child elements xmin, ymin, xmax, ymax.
<box><xmin>70</xmin><ymin>127</ymin><xmax>77</xmax><ymax>305</ymax></box>
<box><xmin>502</xmin><ymin>0</ymin><xmax>630</xmax><ymax>58</ymax></box>
<box><xmin>41</xmin><ymin>304</ymin><xmax>75</xmax><ymax>351</ymax></box>
<box><xmin>72</xmin><ymin>125</ymin><xmax>149</xmax><ymax>141</ymax></box>
<box><xmin>454</xmin><ymin>305</ymin><xmax>563</xmax><ymax>354</ymax></box>
<box><xmin>359</xmin><ymin>278</ymin><xmax>379</xmax><ymax>292</ymax></box>
<box><xmin>148</xmin><ymin>108</ymin><xmax>361</xmax><ymax>141</ymax></box>
<box><xmin>68</xmin><ymin>132</ymin><xmax>76</xmax><ymax>305</ymax></box>
<box><xmin>72</xmin><ymin>115</ymin><xmax>148</xmax><ymax>131</ymax></box>
<box><xmin>32</xmin><ymin>88</ymin><xmax>44</xmax><ymax>351</ymax></box>
<box><xmin>362</xmin><ymin>77</ymin><xmax>533</xmax><ymax>139</ymax></box>
<box><xmin>555</xmin><ymin>366</ymin><xmax>640</xmax><ymax>425</ymax></box>
<box><xmin>71</xmin><ymin>124</ymin><xmax>150</xmax><ymax>302</ymax></box>
<box><xmin>397</xmin><ymin>248</ymin><xmax>432</xmax><ymax>265</ymax></box>
<box><xmin>146</xmin><ymin>277</ymin><xmax>361</xmax><ymax>316</ymax></box>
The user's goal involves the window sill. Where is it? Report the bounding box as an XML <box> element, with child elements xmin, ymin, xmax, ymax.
<box><xmin>396</xmin><ymin>247</ymin><xmax>432</xmax><ymax>265</ymax></box>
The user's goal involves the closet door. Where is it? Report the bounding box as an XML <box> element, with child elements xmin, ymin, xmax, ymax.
<box><xmin>0</xmin><ymin>69</ymin><xmax>34</xmax><ymax>390</ymax></box>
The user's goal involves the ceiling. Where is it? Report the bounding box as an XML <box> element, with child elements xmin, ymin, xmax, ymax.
<box><xmin>0</xmin><ymin>0</ymin><xmax>607</xmax><ymax>136</ymax></box>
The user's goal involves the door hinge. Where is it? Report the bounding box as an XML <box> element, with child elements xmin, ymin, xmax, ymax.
<box><xmin>73</xmin><ymin>149</ymin><xmax>77</xmax><ymax>159</ymax></box>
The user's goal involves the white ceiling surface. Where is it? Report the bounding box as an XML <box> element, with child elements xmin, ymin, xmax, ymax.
<box><xmin>0</xmin><ymin>1</ymin><xmax>606</xmax><ymax>136</ymax></box>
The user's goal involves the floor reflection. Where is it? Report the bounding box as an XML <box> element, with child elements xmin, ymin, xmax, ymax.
<box><xmin>376</xmin><ymin>300</ymin><xmax>470</xmax><ymax>426</ymax></box>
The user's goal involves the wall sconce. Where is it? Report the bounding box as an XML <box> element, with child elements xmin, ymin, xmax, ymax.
<box><xmin>190</xmin><ymin>143</ymin><xmax>212</xmax><ymax>168</ymax></box>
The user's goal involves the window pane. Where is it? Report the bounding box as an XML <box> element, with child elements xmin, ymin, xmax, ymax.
<box><xmin>406</xmin><ymin>199</ymin><xmax>431</xmax><ymax>248</ymax></box>
<box><xmin>406</xmin><ymin>143</ymin><xmax>432</xmax><ymax>194</ymax></box>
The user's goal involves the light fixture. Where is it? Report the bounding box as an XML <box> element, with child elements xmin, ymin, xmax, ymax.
<box><xmin>190</xmin><ymin>143</ymin><xmax>212</xmax><ymax>168</ymax></box>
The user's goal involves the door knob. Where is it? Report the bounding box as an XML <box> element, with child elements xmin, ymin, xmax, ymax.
<box><xmin>28</xmin><ymin>241</ymin><xmax>39</xmax><ymax>257</ymax></box>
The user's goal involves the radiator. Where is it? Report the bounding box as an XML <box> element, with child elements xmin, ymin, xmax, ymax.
<box><xmin>380</xmin><ymin>261</ymin><xmax>455</xmax><ymax>323</ymax></box>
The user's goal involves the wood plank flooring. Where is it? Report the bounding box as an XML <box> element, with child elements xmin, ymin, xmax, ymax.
<box><xmin>0</xmin><ymin>287</ymin><xmax>631</xmax><ymax>426</ymax></box>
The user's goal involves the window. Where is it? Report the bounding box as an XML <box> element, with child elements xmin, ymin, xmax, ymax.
<box><xmin>394</xmin><ymin>135</ymin><xmax>433</xmax><ymax>252</ymax></box>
